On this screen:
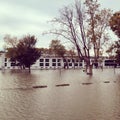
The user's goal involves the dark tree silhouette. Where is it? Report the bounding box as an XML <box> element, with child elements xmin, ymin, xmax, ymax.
<box><xmin>5</xmin><ymin>35</ymin><xmax>41</xmax><ymax>73</ymax></box>
<box><xmin>109</xmin><ymin>11</ymin><xmax>120</xmax><ymax>38</ymax></box>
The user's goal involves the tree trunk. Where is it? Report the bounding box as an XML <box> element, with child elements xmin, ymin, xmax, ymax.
<box><xmin>86</xmin><ymin>64</ymin><xmax>93</xmax><ymax>75</ymax></box>
<box><xmin>28</xmin><ymin>66</ymin><xmax>31</xmax><ymax>73</ymax></box>
<box><xmin>84</xmin><ymin>58</ymin><xmax>93</xmax><ymax>75</ymax></box>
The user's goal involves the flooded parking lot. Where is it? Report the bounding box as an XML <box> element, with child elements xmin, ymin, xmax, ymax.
<box><xmin>0</xmin><ymin>69</ymin><xmax>120</xmax><ymax>120</ymax></box>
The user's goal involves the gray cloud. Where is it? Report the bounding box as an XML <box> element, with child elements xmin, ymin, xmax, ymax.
<box><xmin>0</xmin><ymin>0</ymin><xmax>120</xmax><ymax>50</ymax></box>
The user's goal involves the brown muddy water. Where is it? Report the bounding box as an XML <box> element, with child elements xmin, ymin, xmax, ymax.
<box><xmin>0</xmin><ymin>69</ymin><xmax>120</xmax><ymax>120</ymax></box>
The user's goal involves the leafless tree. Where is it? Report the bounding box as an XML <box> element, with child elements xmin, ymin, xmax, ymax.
<box><xmin>44</xmin><ymin>0</ymin><xmax>112</xmax><ymax>74</ymax></box>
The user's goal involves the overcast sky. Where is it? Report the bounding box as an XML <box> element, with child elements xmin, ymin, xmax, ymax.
<box><xmin>0</xmin><ymin>0</ymin><xmax>120</xmax><ymax>50</ymax></box>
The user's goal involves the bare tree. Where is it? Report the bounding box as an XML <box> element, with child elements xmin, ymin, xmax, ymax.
<box><xmin>45</xmin><ymin>0</ymin><xmax>112</xmax><ymax>74</ymax></box>
<box><xmin>3</xmin><ymin>34</ymin><xmax>18</xmax><ymax>49</ymax></box>
<box><xmin>85</xmin><ymin>0</ymin><xmax>112</xmax><ymax>60</ymax></box>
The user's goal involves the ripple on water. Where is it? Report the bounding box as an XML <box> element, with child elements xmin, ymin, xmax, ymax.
<box><xmin>0</xmin><ymin>69</ymin><xmax>120</xmax><ymax>120</ymax></box>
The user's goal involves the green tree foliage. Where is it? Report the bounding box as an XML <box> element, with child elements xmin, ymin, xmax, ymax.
<box><xmin>109</xmin><ymin>11</ymin><xmax>120</xmax><ymax>38</ymax></box>
<box><xmin>5</xmin><ymin>35</ymin><xmax>41</xmax><ymax>72</ymax></box>
<box><xmin>49</xmin><ymin>40</ymin><xmax>66</xmax><ymax>57</ymax></box>
<box><xmin>39</xmin><ymin>48</ymin><xmax>50</xmax><ymax>55</ymax></box>
<box><xmin>108</xmin><ymin>11</ymin><xmax>120</xmax><ymax>64</ymax></box>
<box><xmin>107</xmin><ymin>40</ymin><xmax>120</xmax><ymax>64</ymax></box>
<box><xmin>49</xmin><ymin>40</ymin><xmax>69</xmax><ymax>68</ymax></box>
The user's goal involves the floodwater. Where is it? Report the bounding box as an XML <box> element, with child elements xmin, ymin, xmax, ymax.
<box><xmin>0</xmin><ymin>68</ymin><xmax>120</xmax><ymax>120</ymax></box>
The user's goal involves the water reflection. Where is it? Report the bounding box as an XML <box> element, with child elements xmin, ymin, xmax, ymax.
<box><xmin>0</xmin><ymin>69</ymin><xmax>120</xmax><ymax>120</ymax></box>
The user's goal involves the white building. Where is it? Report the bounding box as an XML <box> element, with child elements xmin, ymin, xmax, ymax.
<box><xmin>0</xmin><ymin>52</ymin><xmax>84</xmax><ymax>70</ymax></box>
<box><xmin>0</xmin><ymin>52</ymin><xmax>119</xmax><ymax>70</ymax></box>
